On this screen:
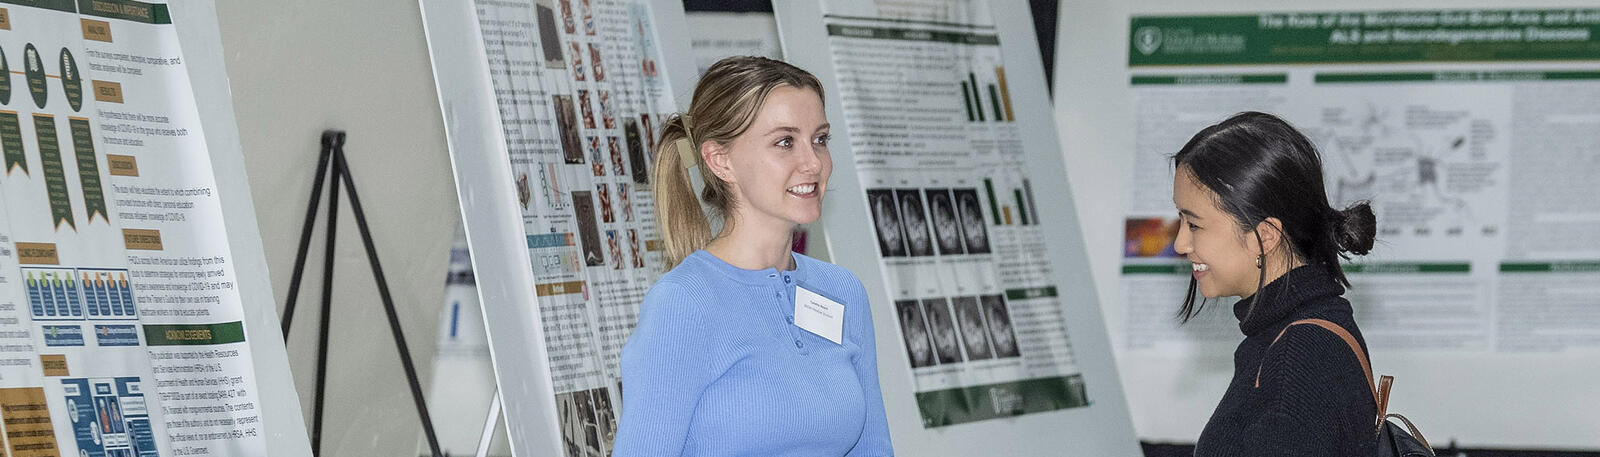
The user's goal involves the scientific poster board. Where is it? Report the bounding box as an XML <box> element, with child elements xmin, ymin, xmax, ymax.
<box><xmin>1070</xmin><ymin>4</ymin><xmax>1600</xmax><ymax>448</ymax></box>
<box><xmin>418</xmin><ymin>0</ymin><xmax>695</xmax><ymax>455</ymax></box>
<box><xmin>775</xmin><ymin>0</ymin><xmax>1140</xmax><ymax>455</ymax></box>
<box><xmin>0</xmin><ymin>1</ymin><xmax>310</xmax><ymax>456</ymax></box>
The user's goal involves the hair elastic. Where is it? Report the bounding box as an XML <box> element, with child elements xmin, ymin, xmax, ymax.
<box><xmin>676</xmin><ymin>114</ymin><xmax>697</xmax><ymax>168</ymax></box>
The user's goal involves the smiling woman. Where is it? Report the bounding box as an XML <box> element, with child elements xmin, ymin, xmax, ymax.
<box><xmin>614</xmin><ymin>56</ymin><xmax>892</xmax><ymax>457</ymax></box>
<box><xmin>1171</xmin><ymin>111</ymin><xmax>1381</xmax><ymax>457</ymax></box>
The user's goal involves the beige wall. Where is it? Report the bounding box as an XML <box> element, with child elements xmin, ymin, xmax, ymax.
<box><xmin>213</xmin><ymin>1</ymin><xmax>461</xmax><ymax>455</ymax></box>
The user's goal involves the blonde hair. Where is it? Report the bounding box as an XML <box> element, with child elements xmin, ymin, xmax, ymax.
<box><xmin>652</xmin><ymin>56</ymin><xmax>825</xmax><ymax>270</ymax></box>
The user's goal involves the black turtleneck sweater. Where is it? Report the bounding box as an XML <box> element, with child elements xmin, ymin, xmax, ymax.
<box><xmin>1193</xmin><ymin>265</ymin><xmax>1378</xmax><ymax>456</ymax></box>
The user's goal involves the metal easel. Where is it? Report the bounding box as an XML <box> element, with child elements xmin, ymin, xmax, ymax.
<box><xmin>279</xmin><ymin>131</ymin><xmax>444</xmax><ymax>457</ymax></box>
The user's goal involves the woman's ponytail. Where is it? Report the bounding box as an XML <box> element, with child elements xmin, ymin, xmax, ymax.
<box><xmin>652</xmin><ymin>114</ymin><xmax>713</xmax><ymax>270</ymax></box>
<box><xmin>1332</xmin><ymin>201</ymin><xmax>1376</xmax><ymax>256</ymax></box>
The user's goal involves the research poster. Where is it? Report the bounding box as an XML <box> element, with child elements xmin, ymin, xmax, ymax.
<box><xmin>0</xmin><ymin>1</ymin><xmax>268</xmax><ymax>456</ymax></box>
<box><xmin>815</xmin><ymin>0</ymin><xmax>1091</xmax><ymax>428</ymax></box>
<box><xmin>441</xmin><ymin>0</ymin><xmax>680</xmax><ymax>455</ymax></box>
<box><xmin>1122</xmin><ymin>8</ymin><xmax>1600</xmax><ymax>356</ymax></box>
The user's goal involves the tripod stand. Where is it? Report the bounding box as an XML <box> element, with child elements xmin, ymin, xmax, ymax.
<box><xmin>279</xmin><ymin>131</ymin><xmax>443</xmax><ymax>457</ymax></box>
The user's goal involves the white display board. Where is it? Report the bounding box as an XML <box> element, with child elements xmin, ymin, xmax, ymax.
<box><xmin>775</xmin><ymin>1</ymin><xmax>1141</xmax><ymax>455</ymax></box>
<box><xmin>0</xmin><ymin>1</ymin><xmax>310</xmax><ymax>456</ymax></box>
<box><xmin>418</xmin><ymin>0</ymin><xmax>695</xmax><ymax>455</ymax></box>
<box><xmin>168</xmin><ymin>3</ymin><xmax>314</xmax><ymax>455</ymax></box>
<box><xmin>1057</xmin><ymin>0</ymin><xmax>1600</xmax><ymax>450</ymax></box>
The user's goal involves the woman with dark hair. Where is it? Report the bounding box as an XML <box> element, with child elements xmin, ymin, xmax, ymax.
<box><xmin>1171</xmin><ymin>112</ymin><xmax>1379</xmax><ymax>456</ymax></box>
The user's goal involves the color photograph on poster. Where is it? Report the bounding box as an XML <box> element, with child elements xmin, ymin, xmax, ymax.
<box><xmin>423</xmin><ymin>0</ymin><xmax>685</xmax><ymax>453</ymax></box>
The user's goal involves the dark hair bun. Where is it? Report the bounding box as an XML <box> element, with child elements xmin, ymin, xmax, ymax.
<box><xmin>1334</xmin><ymin>201</ymin><xmax>1376</xmax><ymax>255</ymax></box>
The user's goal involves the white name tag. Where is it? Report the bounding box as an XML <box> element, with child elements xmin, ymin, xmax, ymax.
<box><xmin>794</xmin><ymin>285</ymin><xmax>845</xmax><ymax>345</ymax></box>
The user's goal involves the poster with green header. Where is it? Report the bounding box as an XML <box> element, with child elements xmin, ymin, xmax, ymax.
<box><xmin>1129</xmin><ymin>9</ymin><xmax>1600</xmax><ymax>66</ymax></box>
<box><xmin>773</xmin><ymin>0</ymin><xmax>1140</xmax><ymax>454</ymax></box>
<box><xmin>1121</xmin><ymin>8</ymin><xmax>1600</xmax><ymax>358</ymax></box>
<box><xmin>0</xmin><ymin>1</ymin><xmax>272</xmax><ymax>456</ymax></box>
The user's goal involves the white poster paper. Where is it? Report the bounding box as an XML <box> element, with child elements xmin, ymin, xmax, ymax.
<box><xmin>419</xmin><ymin>0</ymin><xmax>694</xmax><ymax>455</ymax></box>
<box><xmin>1113</xmin><ymin>8</ymin><xmax>1600</xmax><ymax>447</ymax></box>
<box><xmin>0</xmin><ymin>1</ymin><xmax>270</xmax><ymax>456</ymax></box>
<box><xmin>777</xmin><ymin>1</ymin><xmax>1140</xmax><ymax>455</ymax></box>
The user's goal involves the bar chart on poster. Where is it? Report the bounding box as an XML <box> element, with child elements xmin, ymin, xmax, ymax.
<box><xmin>776</xmin><ymin>0</ymin><xmax>1140</xmax><ymax>455</ymax></box>
<box><xmin>0</xmin><ymin>1</ymin><xmax>308</xmax><ymax>456</ymax></box>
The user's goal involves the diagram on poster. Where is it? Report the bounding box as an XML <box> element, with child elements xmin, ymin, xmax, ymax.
<box><xmin>1305</xmin><ymin>92</ymin><xmax>1508</xmax><ymax>242</ymax></box>
<box><xmin>1123</xmin><ymin>9</ymin><xmax>1599</xmax><ymax>355</ymax></box>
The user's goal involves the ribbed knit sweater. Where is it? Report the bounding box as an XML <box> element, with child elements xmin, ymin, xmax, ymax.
<box><xmin>1193</xmin><ymin>265</ymin><xmax>1378</xmax><ymax>456</ymax></box>
<box><xmin>613</xmin><ymin>250</ymin><xmax>893</xmax><ymax>456</ymax></box>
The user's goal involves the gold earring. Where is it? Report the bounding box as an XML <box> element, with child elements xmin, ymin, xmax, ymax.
<box><xmin>1255</xmin><ymin>254</ymin><xmax>1263</xmax><ymax>269</ymax></box>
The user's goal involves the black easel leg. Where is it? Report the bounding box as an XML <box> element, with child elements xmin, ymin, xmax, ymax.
<box><xmin>311</xmin><ymin>155</ymin><xmax>342</xmax><ymax>456</ymax></box>
<box><xmin>334</xmin><ymin>149</ymin><xmax>445</xmax><ymax>457</ymax></box>
<box><xmin>282</xmin><ymin>131</ymin><xmax>341</xmax><ymax>338</ymax></box>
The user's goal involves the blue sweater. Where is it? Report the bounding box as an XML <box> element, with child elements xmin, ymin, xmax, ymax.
<box><xmin>613</xmin><ymin>250</ymin><xmax>893</xmax><ymax>456</ymax></box>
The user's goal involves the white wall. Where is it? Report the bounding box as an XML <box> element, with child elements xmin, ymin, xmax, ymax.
<box><xmin>212</xmin><ymin>1</ymin><xmax>460</xmax><ymax>456</ymax></box>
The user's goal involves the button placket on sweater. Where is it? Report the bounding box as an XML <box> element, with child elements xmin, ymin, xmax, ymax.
<box><xmin>772</xmin><ymin>272</ymin><xmax>808</xmax><ymax>354</ymax></box>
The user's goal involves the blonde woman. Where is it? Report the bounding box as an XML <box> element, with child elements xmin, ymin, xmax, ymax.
<box><xmin>613</xmin><ymin>57</ymin><xmax>892</xmax><ymax>456</ymax></box>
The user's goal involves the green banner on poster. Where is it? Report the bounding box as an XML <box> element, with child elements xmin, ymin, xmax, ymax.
<box><xmin>68</xmin><ymin>118</ymin><xmax>107</xmax><ymax>224</ymax></box>
<box><xmin>0</xmin><ymin>45</ymin><xmax>11</xmax><ymax>105</ymax></box>
<box><xmin>1499</xmin><ymin>261</ymin><xmax>1600</xmax><ymax>273</ymax></box>
<box><xmin>34</xmin><ymin>114</ymin><xmax>75</xmax><ymax>230</ymax></box>
<box><xmin>1</xmin><ymin>112</ymin><xmax>25</xmax><ymax>175</ymax></box>
<box><xmin>0</xmin><ymin>0</ymin><xmax>78</xmax><ymax>14</ymax></box>
<box><xmin>1004</xmin><ymin>286</ymin><xmax>1058</xmax><ymax>300</ymax></box>
<box><xmin>1315</xmin><ymin>70</ymin><xmax>1600</xmax><ymax>83</ymax></box>
<box><xmin>1130</xmin><ymin>9</ymin><xmax>1600</xmax><ymax>66</ymax></box>
<box><xmin>1131</xmin><ymin>73</ymin><xmax>1287</xmax><ymax>85</ymax></box>
<box><xmin>144</xmin><ymin>322</ymin><xmax>248</xmax><ymax>346</ymax></box>
<box><xmin>1343</xmin><ymin>262</ymin><xmax>1470</xmax><ymax>274</ymax></box>
<box><xmin>1122</xmin><ymin>263</ymin><xmax>1189</xmax><ymax>275</ymax></box>
<box><xmin>75</xmin><ymin>0</ymin><xmax>171</xmax><ymax>24</ymax></box>
<box><xmin>915</xmin><ymin>375</ymin><xmax>1089</xmax><ymax>427</ymax></box>
<box><xmin>826</xmin><ymin>23</ymin><xmax>999</xmax><ymax>45</ymax></box>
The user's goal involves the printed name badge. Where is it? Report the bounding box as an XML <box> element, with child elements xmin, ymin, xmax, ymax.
<box><xmin>794</xmin><ymin>285</ymin><xmax>844</xmax><ymax>345</ymax></box>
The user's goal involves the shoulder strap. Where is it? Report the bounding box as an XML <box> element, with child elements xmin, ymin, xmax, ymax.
<box><xmin>1253</xmin><ymin>319</ymin><xmax>1378</xmax><ymax>410</ymax></box>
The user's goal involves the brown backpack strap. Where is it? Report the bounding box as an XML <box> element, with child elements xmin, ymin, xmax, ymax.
<box><xmin>1377</xmin><ymin>375</ymin><xmax>1393</xmax><ymax>419</ymax></box>
<box><xmin>1253</xmin><ymin>319</ymin><xmax>1378</xmax><ymax>411</ymax></box>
